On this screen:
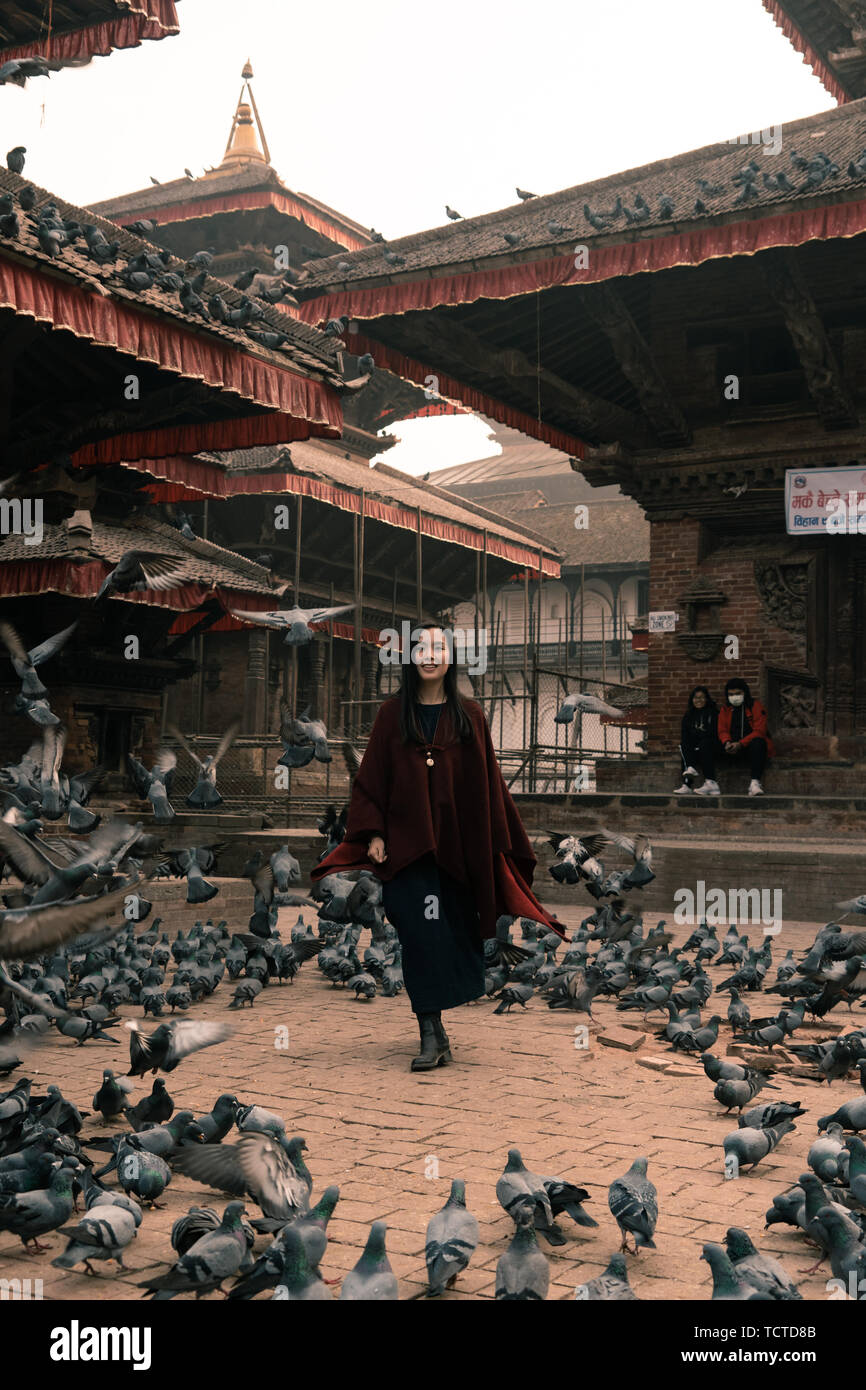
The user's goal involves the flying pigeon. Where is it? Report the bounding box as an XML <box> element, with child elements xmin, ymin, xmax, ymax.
<box><xmin>125</xmin><ymin>1019</ymin><xmax>233</xmax><ymax>1076</ymax></box>
<box><xmin>168</xmin><ymin>722</ymin><xmax>239</xmax><ymax>809</ymax></box>
<box><xmin>555</xmin><ymin>691</ymin><xmax>625</xmax><ymax>722</ymax></box>
<box><xmin>95</xmin><ymin>551</ymin><xmax>189</xmax><ymax>602</ymax></box>
<box><xmin>229</xmin><ymin>603</ymin><xmax>355</xmax><ymax>646</ymax></box>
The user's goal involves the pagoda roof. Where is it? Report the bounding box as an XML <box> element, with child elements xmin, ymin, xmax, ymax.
<box><xmin>0</xmin><ymin>167</ymin><xmax>347</xmax><ymax>466</ymax></box>
<box><xmin>761</xmin><ymin>0</ymin><xmax>866</xmax><ymax>102</ymax></box>
<box><xmin>296</xmin><ymin>97</ymin><xmax>866</xmax><ymax>300</ymax></box>
<box><xmin>91</xmin><ymin>158</ymin><xmax>371</xmax><ymax>252</ymax></box>
<box><xmin>0</xmin><ymin>0</ymin><xmax>180</xmax><ymax>62</ymax></box>
<box><xmin>290</xmin><ymin>97</ymin><xmax>866</xmax><ymax>459</ymax></box>
<box><xmin>0</xmin><ymin>511</ymin><xmax>284</xmax><ymax>611</ymax></box>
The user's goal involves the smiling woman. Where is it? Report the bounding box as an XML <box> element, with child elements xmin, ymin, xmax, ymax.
<box><xmin>310</xmin><ymin>619</ymin><xmax>564</xmax><ymax>1072</ymax></box>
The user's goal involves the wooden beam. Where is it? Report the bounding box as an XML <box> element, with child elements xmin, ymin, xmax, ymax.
<box><xmin>761</xmin><ymin>249</ymin><xmax>859</xmax><ymax>429</ymax></box>
<box><xmin>400</xmin><ymin>313</ymin><xmax>647</xmax><ymax>447</ymax></box>
<box><xmin>580</xmin><ymin>284</ymin><xmax>691</xmax><ymax>446</ymax></box>
<box><xmin>6</xmin><ymin>382</ymin><xmax>217</xmax><ymax>469</ymax></box>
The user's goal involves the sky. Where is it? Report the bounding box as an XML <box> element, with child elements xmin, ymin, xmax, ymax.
<box><xmin>0</xmin><ymin>0</ymin><xmax>835</xmax><ymax>475</ymax></box>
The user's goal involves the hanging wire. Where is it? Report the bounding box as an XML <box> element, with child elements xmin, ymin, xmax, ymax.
<box><xmin>536</xmin><ymin>289</ymin><xmax>542</xmax><ymax>425</ymax></box>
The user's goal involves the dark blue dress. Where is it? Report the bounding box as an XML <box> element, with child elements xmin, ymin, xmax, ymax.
<box><xmin>380</xmin><ymin>701</ymin><xmax>486</xmax><ymax>1015</ymax></box>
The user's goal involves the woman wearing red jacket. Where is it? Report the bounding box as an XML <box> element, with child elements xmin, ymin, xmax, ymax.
<box><xmin>310</xmin><ymin>621</ymin><xmax>564</xmax><ymax>1072</ymax></box>
<box><xmin>716</xmin><ymin>677</ymin><xmax>774</xmax><ymax>796</ymax></box>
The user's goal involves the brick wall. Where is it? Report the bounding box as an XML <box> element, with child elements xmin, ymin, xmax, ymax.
<box><xmin>647</xmin><ymin>519</ymin><xmax>806</xmax><ymax>754</ymax></box>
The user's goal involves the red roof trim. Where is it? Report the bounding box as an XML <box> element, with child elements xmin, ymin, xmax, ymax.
<box><xmin>0</xmin><ymin>0</ymin><xmax>180</xmax><ymax>62</ymax></box>
<box><xmin>297</xmin><ymin>197</ymin><xmax>866</xmax><ymax>327</ymax></box>
<box><xmin>760</xmin><ymin>0</ymin><xmax>851</xmax><ymax>104</ymax></box>
<box><xmin>142</xmin><ymin>190</ymin><xmax>368</xmax><ymax>251</ymax></box>
<box><xmin>0</xmin><ymin>253</ymin><xmax>342</xmax><ymax>457</ymax></box>
<box><xmin>109</xmin><ymin>457</ymin><xmax>560</xmax><ymax>574</ymax></box>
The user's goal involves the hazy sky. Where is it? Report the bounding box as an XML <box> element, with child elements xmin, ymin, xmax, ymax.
<box><xmin>1</xmin><ymin>0</ymin><xmax>834</xmax><ymax>474</ymax></box>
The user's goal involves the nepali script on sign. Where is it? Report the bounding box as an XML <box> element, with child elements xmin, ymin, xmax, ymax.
<box><xmin>785</xmin><ymin>466</ymin><xmax>866</xmax><ymax>535</ymax></box>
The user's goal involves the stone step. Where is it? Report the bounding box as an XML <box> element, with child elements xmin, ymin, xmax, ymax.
<box><xmin>512</xmin><ymin>790</ymin><xmax>866</xmax><ymax>840</ymax></box>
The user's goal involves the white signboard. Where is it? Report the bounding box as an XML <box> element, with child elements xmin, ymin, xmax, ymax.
<box><xmin>785</xmin><ymin>466</ymin><xmax>866</xmax><ymax>535</ymax></box>
<box><xmin>648</xmin><ymin>611</ymin><xmax>678</xmax><ymax>632</ymax></box>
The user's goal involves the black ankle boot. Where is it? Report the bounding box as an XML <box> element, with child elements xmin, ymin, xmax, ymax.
<box><xmin>431</xmin><ymin>1013</ymin><xmax>453</xmax><ymax>1062</ymax></box>
<box><xmin>411</xmin><ymin>1012</ymin><xmax>451</xmax><ymax>1071</ymax></box>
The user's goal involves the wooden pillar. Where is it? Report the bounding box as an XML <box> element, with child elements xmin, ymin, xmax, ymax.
<box><xmin>244</xmin><ymin>629</ymin><xmax>268</xmax><ymax>733</ymax></box>
<box><xmin>308</xmin><ymin>639</ymin><xmax>326</xmax><ymax>716</ymax></box>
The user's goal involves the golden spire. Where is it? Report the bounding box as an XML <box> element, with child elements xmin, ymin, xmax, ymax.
<box><xmin>221</xmin><ymin>59</ymin><xmax>271</xmax><ymax>167</ymax></box>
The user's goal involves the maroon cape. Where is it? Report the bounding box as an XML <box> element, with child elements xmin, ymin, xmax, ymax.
<box><xmin>309</xmin><ymin>694</ymin><xmax>566</xmax><ymax>941</ymax></box>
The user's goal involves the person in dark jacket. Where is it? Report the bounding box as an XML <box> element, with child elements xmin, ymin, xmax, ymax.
<box><xmin>310</xmin><ymin>621</ymin><xmax>564</xmax><ymax>1073</ymax></box>
<box><xmin>716</xmin><ymin>677</ymin><xmax>774</xmax><ymax>796</ymax></box>
<box><xmin>674</xmin><ymin>685</ymin><xmax>720</xmax><ymax>796</ymax></box>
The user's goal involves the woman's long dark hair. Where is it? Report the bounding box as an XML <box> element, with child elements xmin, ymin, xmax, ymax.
<box><xmin>395</xmin><ymin>621</ymin><xmax>473</xmax><ymax>745</ymax></box>
<box><xmin>686</xmin><ymin>685</ymin><xmax>718</xmax><ymax>715</ymax></box>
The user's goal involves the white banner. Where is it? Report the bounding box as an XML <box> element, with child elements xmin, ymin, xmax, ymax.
<box><xmin>785</xmin><ymin>465</ymin><xmax>866</xmax><ymax>534</ymax></box>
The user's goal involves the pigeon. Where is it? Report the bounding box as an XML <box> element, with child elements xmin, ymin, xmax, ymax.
<box><xmin>229</xmin><ymin>604</ymin><xmax>355</xmax><ymax>646</ymax></box>
<box><xmin>96</xmin><ymin>551</ymin><xmax>189</xmax><ymax>602</ymax></box>
<box><xmin>495</xmin><ymin>1201</ymin><xmax>549</xmax><ymax>1299</ymax></box>
<box><xmin>701</xmin><ymin>1243</ymin><xmax>763</xmax><ymax>1301</ymax></box>
<box><xmin>117</xmin><ymin>1146</ymin><xmax>171</xmax><ymax>1207</ymax></box>
<box><xmin>714</xmin><ymin>1069</ymin><xmax>776</xmax><ymax>1113</ymax></box>
<box><xmin>555</xmin><ymin>692</ymin><xmax>625</xmax><ymax>722</ymax></box>
<box><xmin>122</xmin><ymin>220</ymin><xmax>157</xmax><ymax>238</ymax></box>
<box><xmin>228</xmin><ymin>1186</ymin><xmax>339</xmax><ymax>1300</ymax></box>
<box><xmin>92</xmin><ymin>1070</ymin><xmax>134</xmax><ymax>1123</ymax></box>
<box><xmin>168</xmin><ymin>723</ymin><xmax>239</xmax><ymax>808</ymax></box>
<box><xmin>139</xmin><ymin>1200</ymin><xmax>248</xmax><ymax>1299</ymax></box>
<box><xmin>445</xmin><ymin>206</ymin><xmax>463</xmax><ymax>220</ymax></box>
<box><xmin>739</xmin><ymin>1101</ymin><xmax>805</xmax><ymax>1131</ymax></box>
<box><xmin>807</xmin><ymin>1123</ymin><xmax>850</xmax><ymax>1184</ymax></box>
<box><xmin>502</xmin><ymin>232</ymin><xmax>522</xmax><ymax>246</ymax></box>
<box><xmin>0</xmin><ymin>620</ymin><xmax>77</xmax><ymax>700</ymax></box>
<box><xmin>51</xmin><ymin>1202</ymin><xmax>138</xmax><ymax>1273</ymax></box>
<box><xmin>192</xmin><ymin>1094</ymin><xmax>238</xmax><ymax>1145</ymax></box>
<box><xmin>575</xmin><ymin>1252</ymin><xmax>638</xmax><ymax>1300</ymax></box>
<box><xmin>339</xmin><ymin>1220</ymin><xmax>398</xmax><ymax>1300</ymax></box>
<box><xmin>0</xmin><ymin>880</ymin><xmax>134</xmax><ymax>960</ymax></box>
<box><xmin>423</xmin><ymin>1178</ymin><xmax>479</xmax><ymax>1296</ymax></box>
<box><xmin>88</xmin><ymin>1112</ymin><xmax>201</xmax><ymax>1174</ymax></box>
<box><xmin>546</xmin><ymin>219</ymin><xmax>568</xmax><ymax>237</ymax></box>
<box><xmin>383</xmin><ymin>250</ymin><xmax>406</xmax><ymax>266</ymax></box>
<box><xmin>516</xmin><ymin>187</ymin><xmax>537</xmax><ymax>201</ymax></box>
<box><xmin>6</xmin><ymin>147</ymin><xmax>26</xmax><ymax>174</ymax></box>
<box><xmin>278</xmin><ymin>706</ymin><xmax>331</xmax><ymax>766</ymax></box>
<box><xmin>270</xmin><ymin>1224</ymin><xmax>332</xmax><ymax>1300</ymax></box>
<box><xmin>493</xmin><ymin>983</ymin><xmax>533</xmax><ymax>1014</ymax></box>
<box><xmin>324</xmin><ymin>316</ymin><xmax>349</xmax><ymax>337</ymax></box>
<box><xmin>0</xmin><ymin>1156</ymin><xmax>77</xmax><ymax>1250</ymax></box>
<box><xmin>124</xmin><ymin>1079</ymin><xmax>173</xmax><ymax>1131</ymax></box>
<box><xmin>170</xmin><ymin>1131</ymin><xmax>309</xmax><ymax>1223</ymax></box>
<box><xmin>724</xmin><ymin>1228</ymin><xmax>802</xmax><ymax>1299</ymax></box>
<box><xmin>608</xmin><ymin>1157</ymin><xmax>657</xmax><ymax>1252</ymax></box>
<box><xmin>125</xmin><ymin>1019</ymin><xmax>233</xmax><ymax>1076</ymax></box>
<box><xmin>601</xmin><ymin>829</ymin><xmax>655</xmax><ymax>888</ymax></box>
<box><xmin>810</xmin><ymin>1205</ymin><xmax>866</xmax><ymax>1285</ymax></box>
<box><xmin>723</xmin><ymin>1119</ymin><xmax>796</xmax><ymax>1173</ymax></box>
<box><xmin>496</xmin><ymin>1149</ymin><xmax>553</xmax><ymax>1228</ymax></box>
<box><xmin>0</xmin><ymin>56</ymin><xmax>91</xmax><ymax>87</ymax></box>
<box><xmin>818</xmin><ymin>1097</ymin><xmax>866</xmax><ymax>1133</ymax></box>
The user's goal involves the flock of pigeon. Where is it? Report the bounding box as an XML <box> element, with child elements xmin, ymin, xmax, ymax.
<box><xmin>2</xmin><ymin>728</ymin><xmax>866</xmax><ymax>1296</ymax></box>
<box><xmin>0</xmin><ymin>131</ymin><xmax>375</xmax><ymax>369</ymax></box>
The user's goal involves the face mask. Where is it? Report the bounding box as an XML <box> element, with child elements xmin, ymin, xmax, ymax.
<box><xmin>728</xmin><ymin>693</ymin><xmax>745</xmax><ymax>707</ymax></box>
